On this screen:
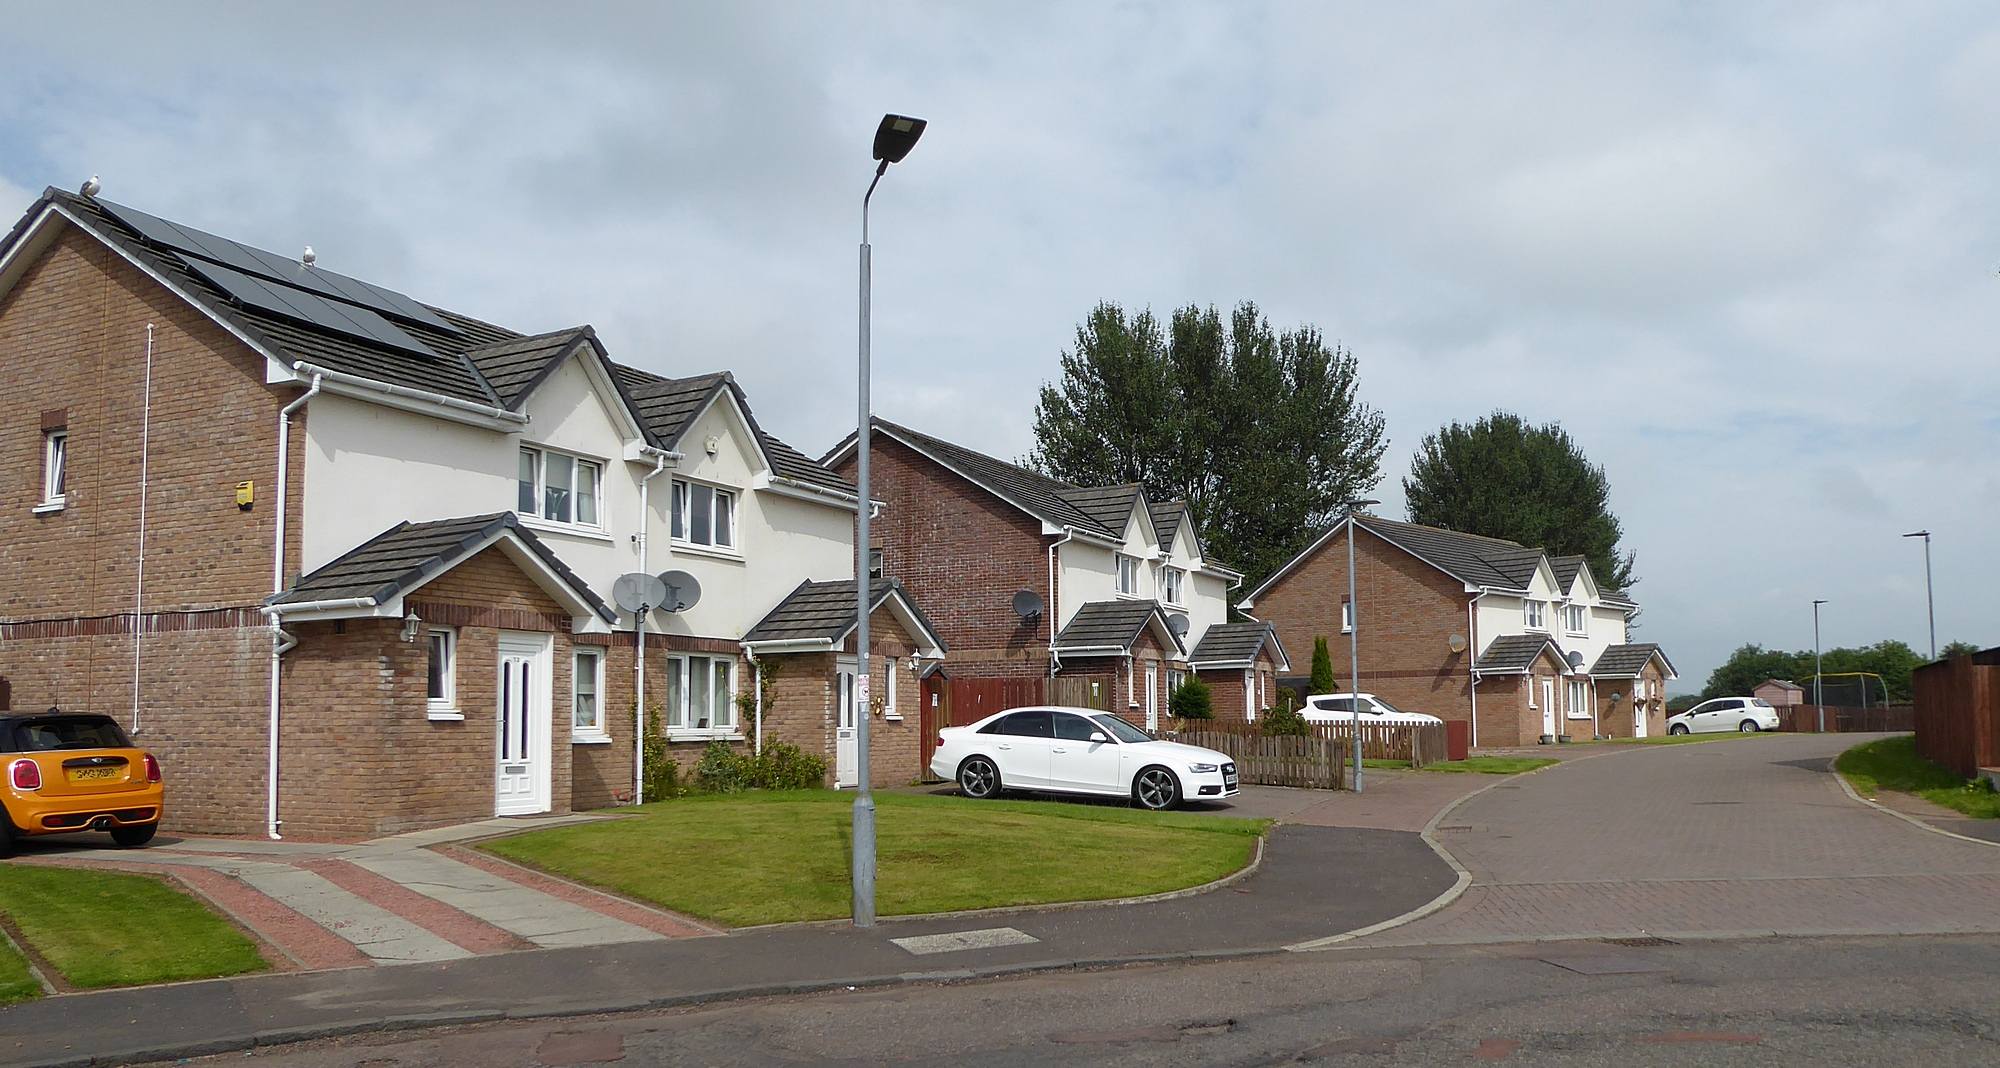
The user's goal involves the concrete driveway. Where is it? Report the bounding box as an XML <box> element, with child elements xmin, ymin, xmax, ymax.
<box><xmin>1344</xmin><ymin>732</ymin><xmax>2000</xmax><ymax>947</ymax></box>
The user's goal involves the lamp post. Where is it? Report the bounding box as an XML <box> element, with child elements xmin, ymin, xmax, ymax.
<box><xmin>1345</xmin><ymin>498</ymin><xmax>1381</xmax><ymax>792</ymax></box>
<box><xmin>1902</xmin><ymin>530</ymin><xmax>1935</xmax><ymax>661</ymax></box>
<box><xmin>1812</xmin><ymin>599</ymin><xmax>1828</xmax><ymax>733</ymax></box>
<box><xmin>851</xmin><ymin>113</ymin><xmax>925</xmax><ymax>929</ymax></box>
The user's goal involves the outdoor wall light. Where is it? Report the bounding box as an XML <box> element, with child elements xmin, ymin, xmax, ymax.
<box><xmin>1609</xmin><ymin>691</ymin><xmax>1625</xmax><ymax>704</ymax></box>
<box><xmin>400</xmin><ymin>611</ymin><xmax>422</xmax><ymax>643</ymax></box>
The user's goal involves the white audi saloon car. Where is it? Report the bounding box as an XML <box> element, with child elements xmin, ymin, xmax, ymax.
<box><xmin>930</xmin><ymin>706</ymin><xmax>1238</xmax><ymax>810</ymax></box>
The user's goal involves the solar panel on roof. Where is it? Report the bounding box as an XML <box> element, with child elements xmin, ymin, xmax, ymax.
<box><xmin>94</xmin><ymin>198</ymin><xmax>462</xmax><ymax>336</ymax></box>
<box><xmin>177</xmin><ymin>255</ymin><xmax>437</xmax><ymax>358</ymax></box>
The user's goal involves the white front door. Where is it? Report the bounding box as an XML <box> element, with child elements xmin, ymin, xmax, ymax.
<box><xmin>1144</xmin><ymin>663</ymin><xmax>1159</xmax><ymax>731</ymax></box>
<box><xmin>1244</xmin><ymin>670</ymin><xmax>1256</xmax><ymax>721</ymax></box>
<box><xmin>1633</xmin><ymin>680</ymin><xmax>1648</xmax><ymax>738</ymax></box>
<box><xmin>495</xmin><ymin>632</ymin><xmax>553</xmax><ymax>816</ymax></box>
<box><xmin>1539</xmin><ymin>677</ymin><xmax>1556</xmax><ymax>737</ymax></box>
<box><xmin>835</xmin><ymin>657</ymin><xmax>858</xmax><ymax>788</ymax></box>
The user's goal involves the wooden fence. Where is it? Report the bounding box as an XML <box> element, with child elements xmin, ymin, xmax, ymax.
<box><xmin>1913</xmin><ymin>651</ymin><xmax>2000</xmax><ymax>779</ymax></box>
<box><xmin>1176</xmin><ymin>720</ymin><xmax>1450</xmax><ymax>789</ymax></box>
<box><xmin>1773</xmin><ymin>704</ymin><xmax>1915</xmax><ymax>733</ymax></box>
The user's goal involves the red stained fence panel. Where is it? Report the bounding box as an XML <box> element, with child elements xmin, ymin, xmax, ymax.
<box><xmin>1913</xmin><ymin>652</ymin><xmax>2000</xmax><ymax>780</ymax></box>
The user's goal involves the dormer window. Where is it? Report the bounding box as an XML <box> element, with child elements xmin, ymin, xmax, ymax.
<box><xmin>672</xmin><ymin>478</ymin><xmax>735</xmax><ymax>550</ymax></box>
<box><xmin>518</xmin><ymin>447</ymin><xmax>601</xmax><ymax>528</ymax></box>
<box><xmin>1115</xmin><ymin>554</ymin><xmax>1140</xmax><ymax>596</ymax></box>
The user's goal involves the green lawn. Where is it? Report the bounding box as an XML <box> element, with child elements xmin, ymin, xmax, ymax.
<box><xmin>0</xmin><ymin>938</ymin><xmax>39</xmax><ymax>1006</ymax></box>
<box><xmin>1420</xmin><ymin>756</ymin><xmax>1559</xmax><ymax>774</ymax></box>
<box><xmin>1837</xmin><ymin>736</ymin><xmax>2000</xmax><ymax>819</ymax></box>
<box><xmin>482</xmin><ymin>790</ymin><xmax>1269</xmax><ymax>927</ymax></box>
<box><xmin>1364</xmin><ymin>759</ymin><xmax>1412</xmax><ymax>769</ymax></box>
<box><xmin>0</xmin><ymin>866</ymin><xmax>267</xmax><ymax>994</ymax></box>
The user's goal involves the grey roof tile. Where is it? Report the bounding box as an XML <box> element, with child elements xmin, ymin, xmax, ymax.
<box><xmin>1475</xmin><ymin>633</ymin><xmax>1567</xmax><ymax>673</ymax></box>
<box><xmin>611</xmin><ymin>364</ymin><xmax>858</xmax><ymax>497</ymax></box>
<box><xmin>1053</xmin><ymin>599</ymin><xmax>1178</xmax><ymax>654</ymax></box>
<box><xmin>268</xmin><ymin>512</ymin><xmax>613</xmax><ymax>621</ymax></box>
<box><xmin>1150</xmin><ymin>500</ymin><xmax>1189</xmax><ymax>551</ymax></box>
<box><xmin>845</xmin><ymin>419</ymin><xmax>1120</xmax><ymax>538</ymax></box>
<box><xmin>1055</xmin><ymin>484</ymin><xmax>1144</xmax><ymax>536</ymax></box>
<box><xmin>1550</xmin><ymin>555</ymin><xmax>1587</xmax><ymax>591</ymax></box>
<box><xmin>742</xmin><ymin>578</ymin><xmax>943</xmax><ymax>650</ymax></box>
<box><xmin>1588</xmin><ymin>643</ymin><xmax>1676</xmax><ymax>678</ymax></box>
<box><xmin>1188</xmin><ymin>621</ymin><xmax>1287</xmax><ymax>668</ymax></box>
<box><xmin>462</xmin><ymin>327</ymin><xmax>593</xmax><ymax>410</ymax></box>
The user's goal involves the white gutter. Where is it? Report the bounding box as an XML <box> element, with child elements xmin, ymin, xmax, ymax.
<box><xmin>268</xmin><ymin>596</ymin><xmax>380</xmax><ymax>616</ymax></box>
<box><xmin>741</xmin><ymin>638</ymin><xmax>838</xmax><ymax>655</ymax></box>
<box><xmin>1467</xmin><ymin>593</ymin><xmax>1482</xmax><ymax>749</ymax></box>
<box><xmin>764</xmin><ymin>475</ymin><xmax>871</xmax><ymax>509</ymax></box>
<box><xmin>265</xmin><ymin>374</ymin><xmax>322</xmax><ymax>840</ymax></box>
<box><xmin>633</xmin><ymin>449</ymin><xmax>672</xmax><ymax>806</ymax></box>
<box><xmin>1055</xmin><ymin>644</ymin><xmax>1132</xmax><ymax>656</ymax></box>
<box><xmin>289</xmin><ymin>361</ymin><xmax>527</xmax><ymax>428</ymax></box>
<box><xmin>131</xmin><ymin>323</ymin><xmax>155</xmax><ymax>734</ymax></box>
<box><xmin>1046</xmin><ymin>527</ymin><xmax>1078</xmax><ymax>677</ymax></box>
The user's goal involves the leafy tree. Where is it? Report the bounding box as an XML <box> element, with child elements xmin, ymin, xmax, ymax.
<box><xmin>1170</xmin><ymin>675</ymin><xmax>1214</xmax><ymax>720</ymax></box>
<box><xmin>1260</xmin><ymin>692</ymin><xmax>1309</xmax><ymax>737</ymax></box>
<box><xmin>1941</xmin><ymin>640</ymin><xmax>1985</xmax><ymax>660</ymax></box>
<box><xmin>1310</xmin><ymin>636</ymin><xmax>1336</xmax><ymax>693</ymax></box>
<box><xmin>1702</xmin><ymin>639</ymin><xmax>1926</xmax><ymax>703</ymax></box>
<box><xmin>1701</xmin><ymin>644</ymin><xmax>1811</xmax><ymax>702</ymax></box>
<box><xmin>1031</xmin><ymin>301</ymin><xmax>1387</xmax><ymax>587</ymax></box>
<box><xmin>1666</xmin><ymin>694</ymin><xmax>1703</xmax><ymax>715</ymax></box>
<box><xmin>1403</xmin><ymin>410</ymin><xmax>1635</xmax><ymax>591</ymax></box>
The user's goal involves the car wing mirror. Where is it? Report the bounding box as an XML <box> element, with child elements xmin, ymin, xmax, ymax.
<box><xmin>1089</xmin><ymin>732</ymin><xmax>1110</xmax><ymax>744</ymax></box>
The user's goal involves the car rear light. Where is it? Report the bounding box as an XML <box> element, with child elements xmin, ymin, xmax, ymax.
<box><xmin>143</xmin><ymin>753</ymin><xmax>162</xmax><ymax>784</ymax></box>
<box><xmin>937</xmin><ymin>736</ymin><xmax>946</xmax><ymax>749</ymax></box>
<box><xmin>10</xmin><ymin>759</ymin><xmax>41</xmax><ymax>791</ymax></box>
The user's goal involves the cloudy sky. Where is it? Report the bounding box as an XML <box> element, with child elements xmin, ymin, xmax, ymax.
<box><xmin>3</xmin><ymin>2</ymin><xmax>1993</xmax><ymax>689</ymax></box>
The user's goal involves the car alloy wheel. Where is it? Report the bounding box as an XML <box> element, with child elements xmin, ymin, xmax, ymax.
<box><xmin>1134</xmin><ymin>767</ymin><xmax>1180</xmax><ymax>811</ymax></box>
<box><xmin>959</xmin><ymin>757</ymin><xmax>1000</xmax><ymax>800</ymax></box>
<box><xmin>1739</xmin><ymin>721</ymin><xmax>1759</xmax><ymax>733</ymax></box>
<box><xmin>1669</xmin><ymin>724</ymin><xmax>1689</xmax><ymax>735</ymax></box>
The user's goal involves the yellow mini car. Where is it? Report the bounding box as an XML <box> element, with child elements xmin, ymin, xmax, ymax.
<box><xmin>1</xmin><ymin>712</ymin><xmax>164</xmax><ymax>855</ymax></box>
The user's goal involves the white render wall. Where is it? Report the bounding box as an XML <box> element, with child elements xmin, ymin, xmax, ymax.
<box><xmin>1052</xmin><ymin>503</ymin><xmax>1232</xmax><ymax>658</ymax></box>
<box><xmin>1473</xmin><ymin>572</ymin><xmax>1635</xmax><ymax>674</ymax></box>
<box><xmin>300</xmin><ymin>357</ymin><xmax>856</xmax><ymax>639</ymax></box>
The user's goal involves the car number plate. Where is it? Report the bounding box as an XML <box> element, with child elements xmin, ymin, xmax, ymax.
<box><xmin>68</xmin><ymin>767</ymin><xmax>120</xmax><ymax>783</ymax></box>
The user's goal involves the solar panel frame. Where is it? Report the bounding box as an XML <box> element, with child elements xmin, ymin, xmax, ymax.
<box><xmin>94</xmin><ymin>198</ymin><xmax>462</xmax><ymax>336</ymax></box>
<box><xmin>177</xmin><ymin>255</ymin><xmax>438</xmax><ymax>357</ymax></box>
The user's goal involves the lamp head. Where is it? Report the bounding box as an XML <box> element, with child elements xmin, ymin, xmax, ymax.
<box><xmin>1902</xmin><ymin>530</ymin><xmax>1930</xmax><ymax>539</ymax></box>
<box><xmin>872</xmin><ymin>114</ymin><xmax>927</xmax><ymax>165</ymax></box>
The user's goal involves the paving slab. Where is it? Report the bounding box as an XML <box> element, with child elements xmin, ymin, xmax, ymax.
<box><xmin>229</xmin><ymin>865</ymin><xmax>471</xmax><ymax>964</ymax></box>
<box><xmin>346</xmin><ymin>850</ymin><xmax>660</xmax><ymax>949</ymax></box>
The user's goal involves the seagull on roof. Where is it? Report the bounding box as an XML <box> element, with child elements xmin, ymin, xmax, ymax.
<box><xmin>79</xmin><ymin>175</ymin><xmax>100</xmax><ymax>198</ymax></box>
<box><xmin>302</xmin><ymin>246</ymin><xmax>316</xmax><ymax>268</ymax></box>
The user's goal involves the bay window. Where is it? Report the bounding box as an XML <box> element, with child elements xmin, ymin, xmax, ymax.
<box><xmin>517</xmin><ymin>447</ymin><xmax>601</xmax><ymax>527</ymax></box>
<box><xmin>672</xmin><ymin>479</ymin><xmax>735</xmax><ymax>550</ymax></box>
<box><xmin>664</xmin><ymin>655</ymin><xmax>736</xmax><ymax>734</ymax></box>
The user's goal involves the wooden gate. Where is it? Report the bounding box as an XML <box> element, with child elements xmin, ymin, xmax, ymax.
<box><xmin>1048</xmin><ymin>675</ymin><xmax>1114</xmax><ymax>710</ymax></box>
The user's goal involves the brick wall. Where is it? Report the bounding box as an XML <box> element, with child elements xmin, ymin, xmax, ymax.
<box><xmin>1473</xmin><ymin>648</ymin><xmax>1573</xmax><ymax>748</ymax></box>
<box><xmin>1252</xmin><ymin>525</ymin><xmax>1474</xmax><ymax>725</ymax></box>
<box><xmin>1194</xmin><ymin>645</ymin><xmax>1280</xmax><ymax>724</ymax></box>
<box><xmin>832</xmin><ymin>437</ymin><xmax>1049</xmax><ymax>677</ymax></box>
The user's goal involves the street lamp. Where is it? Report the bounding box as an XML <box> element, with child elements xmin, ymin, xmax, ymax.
<box><xmin>1345</xmin><ymin>498</ymin><xmax>1381</xmax><ymax>792</ymax></box>
<box><xmin>1902</xmin><ymin>530</ymin><xmax>1935</xmax><ymax>661</ymax></box>
<box><xmin>851</xmin><ymin>112</ymin><xmax>925</xmax><ymax>929</ymax></box>
<box><xmin>1812</xmin><ymin>599</ymin><xmax>1828</xmax><ymax>732</ymax></box>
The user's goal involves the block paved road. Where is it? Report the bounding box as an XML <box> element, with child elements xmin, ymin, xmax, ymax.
<box><xmin>1344</xmin><ymin>732</ymin><xmax>2000</xmax><ymax>948</ymax></box>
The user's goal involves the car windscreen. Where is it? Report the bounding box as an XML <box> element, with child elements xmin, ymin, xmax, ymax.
<box><xmin>1365</xmin><ymin>696</ymin><xmax>1406</xmax><ymax>715</ymax></box>
<box><xmin>10</xmin><ymin>716</ymin><xmax>131</xmax><ymax>752</ymax></box>
<box><xmin>1090</xmin><ymin>715</ymin><xmax>1154</xmax><ymax>744</ymax></box>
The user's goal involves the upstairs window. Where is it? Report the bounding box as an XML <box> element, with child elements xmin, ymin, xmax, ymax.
<box><xmin>672</xmin><ymin>479</ymin><xmax>735</xmax><ymax>549</ymax></box>
<box><xmin>869</xmin><ymin>548</ymin><xmax>885</xmax><ymax>579</ymax></box>
<box><xmin>518</xmin><ymin>447</ymin><xmax>601</xmax><ymax>527</ymax></box>
<box><xmin>1115</xmin><ymin>554</ymin><xmax>1139</xmax><ymax>596</ymax></box>
<box><xmin>1563</xmin><ymin>604</ymin><xmax>1588</xmax><ymax>635</ymax></box>
<box><xmin>1341</xmin><ymin>597</ymin><xmax>1354</xmax><ymax>634</ymax></box>
<box><xmin>1162</xmin><ymin>567</ymin><xmax>1184</xmax><ymax>605</ymax></box>
<box><xmin>41</xmin><ymin>429</ymin><xmax>67</xmax><ymax>506</ymax></box>
<box><xmin>1524</xmin><ymin>600</ymin><xmax>1548</xmax><ymax>631</ymax></box>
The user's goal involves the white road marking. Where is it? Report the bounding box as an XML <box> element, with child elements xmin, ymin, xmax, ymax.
<box><xmin>891</xmin><ymin>927</ymin><xmax>1041</xmax><ymax>955</ymax></box>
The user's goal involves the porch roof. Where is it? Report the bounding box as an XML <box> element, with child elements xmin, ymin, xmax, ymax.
<box><xmin>1052</xmin><ymin>599</ymin><xmax>1186</xmax><ymax>658</ymax></box>
<box><xmin>1187</xmin><ymin>621</ymin><xmax>1291</xmax><ymax>672</ymax></box>
<box><xmin>741</xmin><ymin>578</ymin><xmax>946</xmax><ymax>658</ymax></box>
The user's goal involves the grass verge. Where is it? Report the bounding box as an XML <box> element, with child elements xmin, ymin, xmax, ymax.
<box><xmin>0</xmin><ymin>937</ymin><xmax>39</xmax><ymax>1006</ymax></box>
<box><xmin>0</xmin><ymin>866</ymin><xmax>267</xmax><ymax>991</ymax></box>
<box><xmin>1836</xmin><ymin>736</ymin><xmax>2000</xmax><ymax>819</ymax></box>
<box><xmin>1363</xmin><ymin>759</ymin><xmax>1411</xmax><ymax>769</ymax></box>
<box><xmin>482</xmin><ymin>790</ymin><xmax>1268</xmax><ymax>926</ymax></box>
<box><xmin>1420</xmin><ymin>756</ymin><xmax>1559</xmax><ymax>774</ymax></box>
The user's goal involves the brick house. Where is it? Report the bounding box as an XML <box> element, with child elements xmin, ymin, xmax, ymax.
<box><xmin>0</xmin><ymin>187</ymin><xmax>943</xmax><ymax>838</ymax></box>
<box><xmin>1237</xmin><ymin>514</ymin><xmax>1674</xmax><ymax>747</ymax></box>
<box><xmin>822</xmin><ymin>420</ymin><xmax>1280</xmax><ymax>729</ymax></box>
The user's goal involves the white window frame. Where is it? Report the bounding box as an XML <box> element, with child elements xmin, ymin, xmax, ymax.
<box><xmin>1162</xmin><ymin>566</ymin><xmax>1184</xmax><ymax>606</ymax></box>
<box><xmin>670</xmin><ymin>478</ymin><xmax>738</xmax><ymax>554</ymax></box>
<box><xmin>1524</xmin><ymin>600</ymin><xmax>1548</xmax><ymax>631</ymax></box>
<box><xmin>664</xmin><ymin>654</ymin><xmax>738</xmax><ymax>738</ymax></box>
<box><xmin>881</xmin><ymin>656</ymin><xmax>901</xmax><ymax>720</ymax></box>
<box><xmin>1341</xmin><ymin>598</ymin><xmax>1354</xmax><ymax>634</ymax></box>
<box><xmin>1115</xmin><ymin>553</ymin><xmax>1140</xmax><ymax>597</ymax></box>
<box><xmin>40</xmin><ymin>429</ymin><xmax>67</xmax><ymax>508</ymax></box>
<box><xmin>1566</xmin><ymin>678</ymin><xmax>1592</xmax><ymax>720</ymax></box>
<box><xmin>425</xmin><ymin>626</ymin><xmax>459</xmax><ymax>719</ymax></box>
<box><xmin>1563</xmin><ymin>603</ymin><xmax>1588</xmax><ymax>636</ymax></box>
<box><xmin>1166</xmin><ymin>667</ymin><xmax>1186</xmax><ymax>698</ymax></box>
<box><xmin>572</xmin><ymin>648</ymin><xmax>608</xmax><ymax>741</ymax></box>
<box><xmin>517</xmin><ymin>445</ymin><xmax>603</xmax><ymax>529</ymax></box>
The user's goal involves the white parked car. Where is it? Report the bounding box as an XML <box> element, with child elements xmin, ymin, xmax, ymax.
<box><xmin>1666</xmin><ymin>697</ymin><xmax>1780</xmax><ymax>735</ymax></box>
<box><xmin>1301</xmin><ymin>693</ymin><xmax>1445</xmax><ymax>726</ymax></box>
<box><xmin>930</xmin><ymin>706</ymin><xmax>1239</xmax><ymax>810</ymax></box>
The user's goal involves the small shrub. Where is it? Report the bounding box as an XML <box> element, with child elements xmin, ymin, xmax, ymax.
<box><xmin>639</xmin><ymin>701</ymin><xmax>681</xmax><ymax>801</ymax></box>
<box><xmin>693</xmin><ymin>741</ymin><xmax>756</xmax><ymax>794</ymax></box>
<box><xmin>753</xmin><ymin>736</ymin><xmax>828</xmax><ymax>790</ymax></box>
<box><xmin>1170</xmin><ymin>676</ymin><xmax>1214</xmax><ymax>720</ymax></box>
<box><xmin>1260</xmin><ymin>691</ymin><xmax>1309</xmax><ymax>737</ymax></box>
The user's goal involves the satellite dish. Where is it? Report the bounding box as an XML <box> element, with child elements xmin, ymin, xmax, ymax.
<box><xmin>1566</xmin><ymin>650</ymin><xmax>1586</xmax><ymax>669</ymax></box>
<box><xmin>657</xmin><ymin>570</ymin><xmax>702</xmax><ymax>613</ymax></box>
<box><xmin>1166</xmin><ymin>613</ymin><xmax>1191</xmax><ymax>639</ymax></box>
<box><xmin>1011</xmin><ymin>590</ymin><xmax>1043</xmax><ymax>621</ymax></box>
<box><xmin>1448</xmin><ymin>632</ymin><xmax>1468</xmax><ymax>653</ymax></box>
<box><xmin>613</xmin><ymin>572</ymin><xmax>668</xmax><ymax>615</ymax></box>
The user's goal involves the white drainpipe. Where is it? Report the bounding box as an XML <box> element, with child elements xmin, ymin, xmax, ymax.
<box><xmin>1045</xmin><ymin>527</ymin><xmax>1077</xmax><ymax>676</ymax></box>
<box><xmin>746</xmin><ymin>649</ymin><xmax>764</xmax><ymax>757</ymax></box>
<box><xmin>131</xmin><ymin>323</ymin><xmax>155</xmax><ymax>734</ymax></box>
<box><xmin>1466</xmin><ymin>593</ymin><xmax>1483</xmax><ymax>749</ymax></box>
<box><xmin>633</xmin><ymin>449</ymin><xmax>675</xmax><ymax>804</ymax></box>
<box><xmin>265</xmin><ymin>374</ymin><xmax>321</xmax><ymax>840</ymax></box>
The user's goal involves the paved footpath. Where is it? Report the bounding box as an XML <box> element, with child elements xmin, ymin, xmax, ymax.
<box><xmin>1342</xmin><ymin>732</ymin><xmax>2000</xmax><ymax>948</ymax></box>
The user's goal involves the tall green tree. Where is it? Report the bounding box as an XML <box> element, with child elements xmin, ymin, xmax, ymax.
<box><xmin>1402</xmin><ymin>411</ymin><xmax>1636</xmax><ymax>591</ymax></box>
<box><xmin>1311</xmin><ymin>636</ymin><xmax>1336</xmax><ymax>693</ymax></box>
<box><xmin>1702</xmin><ymin>639</ymin><xmax>1927</xmax><ymax>703</ymax></box>
<box><xmin>1031</xmin><ymin>301</ymin><xmax>1387</xmax><ymax>585</ymax></box>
